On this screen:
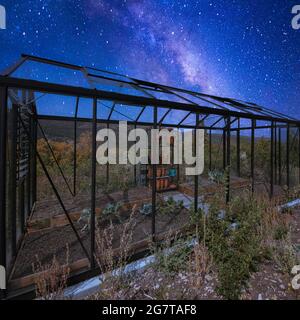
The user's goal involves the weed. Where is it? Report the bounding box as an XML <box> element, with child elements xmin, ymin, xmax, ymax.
<box><xmin>188</xmin><ymin>242</ymin><xmax>212</xmax><ymax>289</ymax></box>
<box><xmin>94</xmin><ymin>205</ymin><xmax>137</xmax><ymax>299</ymax></box>
<box><xmin>32</xmin><ymin>245</ymin><xmax>70</xmax><ymax>300</ymax></box>
<box><xmin>272</xmin><ymin>235</ymin><xmax>298</xmax><ymax>274</ymax></box>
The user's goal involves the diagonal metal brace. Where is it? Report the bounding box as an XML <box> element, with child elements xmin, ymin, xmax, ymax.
<box><xmin>18</xmin><ymin>114</ymin><xmax>91</xmax><ymax>262</ymax></box>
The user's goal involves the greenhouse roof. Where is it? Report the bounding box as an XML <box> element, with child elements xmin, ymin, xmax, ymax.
<box><xmin>1</xmin><ymin>54</ymin><xmax>299</xmax><ymax>128</ymax></box>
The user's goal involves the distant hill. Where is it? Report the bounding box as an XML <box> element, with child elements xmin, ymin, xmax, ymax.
<box><xmin>38</xmin><ymin>119</ymin><xmax>263</xmax><ymax>145</ymax></box>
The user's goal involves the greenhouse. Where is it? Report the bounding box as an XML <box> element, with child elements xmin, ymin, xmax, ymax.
<box><xmin>0</xmin><ymin>54</ymin><xmax>300</xmax><ymax>299</ymax></box>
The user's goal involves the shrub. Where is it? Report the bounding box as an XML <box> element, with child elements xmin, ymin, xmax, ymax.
<box><xmin>204</xmin><ymin>192</ymin><xmax>264</xmax><ymax>299</ymax></box>
<box><xmin>153</xmin><ymin>236</ymin><xmax>193</xmax><ymax>275</ymax></box>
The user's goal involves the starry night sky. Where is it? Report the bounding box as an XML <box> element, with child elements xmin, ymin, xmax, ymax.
<box><xmin>0</xmin><ymin>0</ymin><xmax>300</xmax><ymax>119</ymax></box>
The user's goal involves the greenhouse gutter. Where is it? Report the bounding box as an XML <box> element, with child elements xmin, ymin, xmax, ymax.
<box><xmin>63</xmin><ymin>239</ymin><xmax>197</xmax><ymax>299</ymax></box>
<box><xmin>64</xmin><ymin>255</ymin><xmax>156</xmax><ymax>299</ymax></box>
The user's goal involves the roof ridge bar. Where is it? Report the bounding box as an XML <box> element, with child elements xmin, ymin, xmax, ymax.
<box><xmin>21</xmin><ymin>54</ymin><xmax>82</xmax><ymax>70</ymax></box>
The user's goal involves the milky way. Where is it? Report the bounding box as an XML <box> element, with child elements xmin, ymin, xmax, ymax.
<box><xmin>84</xmin><ymin>0</ymin><xmax>229</xmax><ymax>94</ymax></box>
<box><xmin>0</xmin><ymin>0</ymin><xmax>299</xmax><ymax>118</ymax></box>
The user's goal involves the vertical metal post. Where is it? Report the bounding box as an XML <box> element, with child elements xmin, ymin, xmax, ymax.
<box><xmin>28</xmin><ymin>91</ymin><xmax>37</xmax><ymax>208</ymax></box>
<box><xmin>274</xmin><ymin>123</ymin><xmax>277</xmax><ymax>184</ymax></box>
<box><xmin>152</xmin><ymin>107</ymin><xmax>157</xmax><ymax>241</ymax></box>
<box><xmin>298</xmin><ymin>127</ymin><xmax>300</xmax><ymax>185</ymax></box>
<box><xmin>26</xmin><ymin>112</ymin><xmax>31</xmax><ymax>217</ymax></box>
<box><xmin>251</xmin><ymin>120</ymin><xmax>255</xmax><ymax>193</ymax></box>
<box><xmin>18</xmin><ymin>180</ymin><xmax>25</xmax><ymax>233</ymax></box>
<box><xmin>73</xmin><ymin>97</ymin><xmax>79</xmax><ymax>196</ymax></box>
<box><xmin>10</xmin><ymin>104</ymin><xmax>18</xmax><ymax>257</ymax></box>
<box><xmin>237</xmin><ymin>118</ymin><xmax>241</xmax><ymax>177</ymax></box>
<box><xmin>194</xmin><ymin>114</ymin><xmax>199</xmax><ymax>212</ymax></box>
<box><xmin>22</xmin><ymin>90</ymin><xmax>31</xmax><ymax>217</ymax></box>
<box><xmin>134</xmin><ymin>124</ymin><xmax>137</xmax><ymax>185</ymax></box>
<box><xmin>28</xmin><ymin>94</ymin><xmax>37</xmax><ymax>208</ymax></box>
<box><xmin>223</xmin><ymin>128</ymin><xmax>226</xmax><ymax>170</ymax></box>
<box><xmin>287</xmin><ymin>124</ymin><xmax>290</xmax><ymax>189</ymax></box>
<box><xmin>90</xmin><ymin>98</ymin><xmax>97</xmax><ymax>268</ymax></box>
<box><xmin>176</xmin><ymin>125</ymin><xmax>180</xmax><ymax>185</ymax></box>
<box><xmin>32</xmin><ymin>116</ymin><xmax>37</xmax><ymax>205</ymax></box>
<box><xmin>106</xmin><ymin>123</ymin><xmax>109</xmax><ymax>185</ymax></box>
<box><xmin>209</xmin><ymin>129</ymin><xmax>212</xmax><ymax>171</ymax></box>
<box><xmin>226</xmin><ymin>117</ymin><xmax>231</xmax><ymax>203</ymax></box>
<box><xmin>0</xmin><ymin>87</ymin><xmax>7</xmax><ymax>272</ymax></box>
<box><xmin>27</xmin><ymin>92</ymin><xmax>35</xmax><ymax>209</ymax></box>
<box><xmin>270</xmin><ymin>122</ymin><xmax>274</xmax><ymax>198</ymax></box>
<box><xmin>278</xmin><ymin>128</ymin><xmax>282</xmax><ymax>185</ymax></box>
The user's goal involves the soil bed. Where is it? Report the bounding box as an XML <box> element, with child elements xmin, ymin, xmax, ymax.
<box><xmin>11</xmin><ymin>206</ymin><xmax>190</xmax><ymax>279</ymax></box>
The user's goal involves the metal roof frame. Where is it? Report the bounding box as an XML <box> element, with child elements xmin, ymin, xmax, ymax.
<box><xmin>0</xmin><ymin>54</ymin><xmax>298</xmax><ymax>129</ymax></box>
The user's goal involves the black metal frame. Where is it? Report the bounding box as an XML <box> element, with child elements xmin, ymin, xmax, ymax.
<box><xmin>1</xmin><ymin>54</ymin><xmax>300</xmax><ymax>299</ymax></box>
<box><xmin>0</xmin><ymin>87</ymin><xmax>7</xmax><ymax>273</ymax></box>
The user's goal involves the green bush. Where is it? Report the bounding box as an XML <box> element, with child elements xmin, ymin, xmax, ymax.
<box><xmin>153</xmin><ymin>238</ymin><xmax>193</xmax><ymax>275</ymax></box>
<box><xmin>204</xmin><ymin>193</ymin><xmax>264</xmax><ymax>300</ymax></box>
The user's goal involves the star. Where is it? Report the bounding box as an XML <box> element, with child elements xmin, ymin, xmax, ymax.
<box><xmin>0</xmin><ymin>0</ymin><xmax>298</xmax><ymax>121</ymax></box>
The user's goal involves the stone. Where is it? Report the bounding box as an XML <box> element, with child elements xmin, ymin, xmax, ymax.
<box><xmin>205</xmin><ymin>275</ymin><xmax>213</xmax><ymax>282</ymax></box>
<box><xmin>279</xmin><ymin>284</ymin><xmax>285</xmax><ymax>290</ymax></box>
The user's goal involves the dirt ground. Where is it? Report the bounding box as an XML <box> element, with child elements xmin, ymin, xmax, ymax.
<box><xmin>11</xmin><ymin>205</ymin><xmax>191</xmax><ymax>279</ymax></box>
<box><xmin>33</xmin><ymin>186</ymin><xmax>153</xmax><ymax>219</ymax></box>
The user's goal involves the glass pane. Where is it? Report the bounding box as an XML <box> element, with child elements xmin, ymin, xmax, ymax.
<box><xmin>12</xmin><ymin>60</ymin><xmax>89</xmax><ymax>88</ymax></box>
<box><xmin>36</xmin><ymin>93</ymin><xmax>78</xmax><ymax>117</ymax></box>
